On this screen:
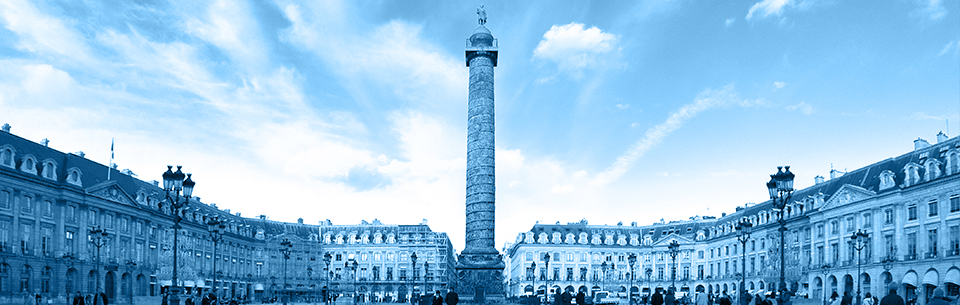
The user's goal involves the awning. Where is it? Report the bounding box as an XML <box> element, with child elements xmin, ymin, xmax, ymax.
<box><xmin>184</xmin><ymin>280</ymin><xmax>195</xmax><ymax>287</ymax></box>
<box><xmin>195</xmin><ymin>281</ymin><xmax>205</xmax><ymax>288</ymax></box>
<box><xmin>923</xmin><ymin>270</ymin><xmax>940</xmax><ymax>286</ymax></box>
<box><xmin>945</xmin><ymin>268</ymin><xmax>960</xmax><ymax>285</ymax></box>
<box><xmin>254</xmin><ymin>284</ymin><xmax>264</xmax><ymax>291</ymax></box>
<box><xmin>161</xmin><ymin>280</ymin><xmax>173</xmax><ymax>287</ymax></box>
<box><xmin>903</xmin><ymin>272</ymin><xmax>919</xmax><ymax>287</ymax></box>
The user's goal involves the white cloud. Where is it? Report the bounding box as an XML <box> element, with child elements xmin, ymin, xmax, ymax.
<box><xmin>0</xmin><ymin>0</ymin><xmax>96</xmax><ymax>66</ymax></box>
<box><xmin>939</xmin><ymin>40</ymin><xmax>957</xmax><ymax>56</ymax></box>
<box><xmin>533</xmin><ymin>23</ymin><xmax>619</xmax><ymax>78</ymax></box>
<box><xmin>616</xmin><ymin>104</ymin><xmax>630</xmax><ymax>109</ymax></box>
<box><xmin>593</xmin><ymin>85</ymin><xmax>762</xmax><ymax>185</ymax></box>
<box><xmin>774</xmin><ymin>81</ymin><xmax>786</xmax><ymax>88</ymax></box>
<box><xmin>746</xmin><ymin>0</ymin><xmax>792</xmax><ymax>21</ymax></box>
<box><xmin>913</xmin><ymin>0</ymin><xmax>947</xmax><ymax>21</ymax></box>
<box><xmin>786</xmin><ymin>102</ymin><xmax>813</xmax><ymax>115</ymax></box>
<box><xmin>725</xmin><ymin>18</ymin><xmax>737</xmax><ymax>27</ymax></box>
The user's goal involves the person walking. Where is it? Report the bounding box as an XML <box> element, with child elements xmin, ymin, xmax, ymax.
<box><xmin>864</xmin><ymin>293</ymin><xmax>875</xmax><ymax>305</ymax></box>
<box><xmin>576</xmin><ymin>291</ymin><xmax>586</xmax><ymax>305</ymax></box>
<box><xmin>445</xmin><ymin>288</ymin><xmax>459</xmax><ymax>305</ymax></box>
<box><xmin>562</xmin><ymin>290</ymin><xmax>573</xmax><ymax>305</ymax></box>
<box><xmin>432</xmin><ymin>290</ymin><xmax>444</xmax><ymax>305</ymax></box>
<box><xmin>720</xmin><ymin>292</ymin><xmax>732</xmax><ymax>305</ymax></box>
<box><xmin>665</xmin><ymin>289</ymin><xmax>676</xmax><ymax>305</ymax></box>
<box><xmin>697</xmin><ymin>292</ymin><xmax>709</xmax><ymax>305</ymax></box>
<box><xmin>653</xmin><ymin>290</ymin><xmax>664</xmax><ymax>305</ymax></box>
<box><xmin>74</xmin><ymin>291</ymin><xmax>86</xmax><ymax>305</ymax></box>
<box><xmin>927</xmin><ymin>289</ymin><xmax>950</xmax><ymax>305</ymax></box>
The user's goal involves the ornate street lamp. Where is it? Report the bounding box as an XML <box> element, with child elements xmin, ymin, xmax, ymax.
<box><xmin>667</xmin><ymin>241</ymin><xmax>680</xmax><ymax>291</ymax></box>
<box><xmin>323</xmin><ymin>252</ymin><xmax>332</xmax><ymax>305</ymax></box>
<box><xmin>89</xmin><ymin>226</ymin><xmax>109</xmax><ymax>294</ymax></box>
<box><xmin>735</xmin><ymin>220</ymin><xmax>753</xmax><ymax>305</ymax></box>
<box><xmin>531</xmin><ymin>261</ymin><xmax>538</xmax><ymax>304</ymax></box>
<box><xmin>820</xmin><ymin>265</ymin><xmax>831</xmax><ymax>305</ymax></box>
<box><xmin>645</xmin><ymin>267</ymin><xmax>653</xmax><ymax>301</ymax></box>
<box><xmin>766</xmin><ymin>166</ymin><xmax>794</xmax><ymax>305</ymax></box>
<box><xmin>207</xmin><ymin>217</ymin><xmax>226</xmax><ymax>300</ymax></box>
<box><xmin>162</xmin><ymin>165</ymin><xmax>195</xmax><ymax>305</ymax></box>
<box><xmin>851</xmin><ymin>230</ymin><xmax>869</xmax><ymax>305</ymax></box>
<box><xmin>544</xmin><ymin>253</ymin><xmax>551</xmax><ymax>304</ymax></box>
<box><xmin>601</xmin><ymin>261</ymin><xmax>609</xmax><ymax>293</ymax></box>
<box><xmin>411</xmin><ymin>252</ymin><xmax>418</xmax><ymax>301</ymax></box>
<box><xmin>629</xmin><ymin>254</ymin><xmax>637</xmax><ymax>305</ymax></box>
<box><xmin>280</xmin><ymin>239</ymin><xmax>293</xmax><ymax>305</ymax></box>
<box><xmin>347</xmin><ymin>258</ymin><xmax>358</xmax><ymax>305</ymax></box>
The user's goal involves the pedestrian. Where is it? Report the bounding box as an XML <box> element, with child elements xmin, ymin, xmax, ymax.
<box><xmin>653</xmin><ymin>290</ymin><xmax>664</xmax><ymax>305</ymax></box>
<box><xmin>576</xmin><ymin>291</ymin><xmax>586</xmax><ymax>305</ymax></box>
<box><xmin>928</xmin><ymin>289</ymin><xmax>950</xmax><ymax>305</ymax></box>
<box><xmin>697</xmin><ymin>292</ymin><xmax>709</xmax><ymax>305</ymax></box>
<box><xmin>445</xmin><ymin>287</ymin><xmax>459</xmax><ymax>305</ymax></box>
<box><xmin>432</xmin><ymin>290</ymin><xmax>444</xmax><ymax>305</ymax></box>
<box><xmin>562</xmin><ymin>290</ymin><xmax>572</xmax><ymax>305</ymax></box>
<box><xmin>665</xmin><ymin>289</ymin><xmax>676</xmax><ymax>305</ymax></box>
<box><xmin>720</xmin><ymin>292</ymin><xmax>732</xmax><ymax>305</ymax></box>
<box><xmin>100</xmin><ymin>292</ymin><xmax>109</xmax><ymax>305</ymax></box>
<box><xmin>864</xmin><ymin>293</ymin><xmax>875</xmax><ymax>305</ymax></box>
<box><xmin>74</xmin><ymin>291</ymin><xmax>86</xmax><ymax>305</ymax></box>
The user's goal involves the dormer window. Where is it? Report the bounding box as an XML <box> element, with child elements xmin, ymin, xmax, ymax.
<box><xmin>879</xmin><ymin>170</ymin><xmax>896</xmax><ymax>190</ymax></box>
<box><xmin>551</xmin><ymin>232</ymin><xmax>561</xmax><ymax>243</ymax></box>
<box><xmin>40</xmin><ymin>159</ymin><xmax>57</xmax><ymax>180</ymax></box>
<box><xmin>565</xmin><ymin>233</ymin><xmax>575</xmax><ymax>244</ymax></box>
<box><xmin>0</xmin><ymin>146</ymin><xmax>14</xmax><ymax>168</ymax></box>
<box><xmin>19</xmin><ymin>155</ymin><xmax>37</xmax><ymax>174</ymax></box>
<box><xmin>579</xmin><ymin>232</ymin><xmax>589</xmax><ymax>244</ymax></box>
<box><xmin>946</xmin><ymin>150</ymin><xmax>960</xmax><ymax>175</ymax></box>
<box><xmin>902</xmin><ymin>163</ymin><xmax>921</xmax><ymax>187</ymax></box>
<box><xmin>924</xmin><ymin>159</ymin><xmax>942</xmax><ymax>181</ymax></box>
<box><xmin>538</xmin><ymin>232</ymin><xmax>549</xmax><ymax>244</ymax></box>
<box><xmin>65</xmin><ymin>168</ymin><xmax>82</xmax><ymax>187</ymax></box>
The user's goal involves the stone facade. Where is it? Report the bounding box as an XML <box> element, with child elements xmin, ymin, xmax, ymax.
<box><xmin>505</xmin><ymin>134</ymin><xmax>960</xmax><ymax>305</ymax></box>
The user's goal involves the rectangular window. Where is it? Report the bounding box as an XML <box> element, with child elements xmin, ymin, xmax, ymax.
<box><xmin>567</xmin><ymin>253</ymin><xmax>574</xmax><ymax>262</ymax></box>
<box><xmin>885</xmin><ymin>209</ymin><xmax>894</xmax><ymax>225</ymax></box>
<box><xmin>884</xmin><ymin>234</ymin><xmax>895</xmax><ymax>258</ymax></box>
<box><xmin>580</xmin><ymin>253</ymin><xmax>587</xmax><ymax>262</ymax></box>
<box><xmin>0</xmin><ymin>191</ymin><xmax>9</xmax><ymax>209</ymax></box>
<box><xmin>20</xmin><ymin>224</ymin><xmax>30</xmax><ymax>255</ymax></box>
<box><xmin>817</xmin><ymin>246</ymin><xmax>824</xmax><ymax>265</ymax></box>
<box><xmin>698</xmin><ymin>250</ymin><xmax>704</xmax><ymax>259</ymax></box>
<box><xmin>525</xmin><ymin>252</ymin><xmax>532</xmax><ymax>261</ymax></box>
<box><xmin>929</xmin><ymin>229</ymin><xmax>939</xmax><ymax>258</ymax></box>
<box><xmin>106</xmin><ymin>214</ymin><xmax>113</xmax><ymax>228</ymax></box>
<box><xmin>847</xmin><ymin>217</ymin><xmax>855</xmax><ymax>231</ymax></box>
<box><xmin>951</xmin><ymin>226</ymin><xmax>960</xmax><ymax>256</ymax></box>
<box><xmin>0</xmin><ymin>221</ymin><xmax>8</xmax><ymax>253</ymax></box>
<box><xmin>89</xmin><ymin>211</ymin><xmax>97</xmax><ymax>226</ymax></box>
<box><xmin>65</xmin><ymin>231</ymin><xmax>75</xmax><ymax>254</ymax></box>
<box><xmin>818</xmin><ymin>225</ymin><xmax>824</xmax><ymax>238</ymax></box>
<box><xmin>863</xmin><ymin>214</ymin><xmax>872</xmax><ymax>228</ymax></box>
<box><xmin>43</xmin><ymin>201</ymin><xmax>52</xmax><ymax>217</ymax></box>
<box><xmin>67</xmin><ymin>206</ymin><xmax>76</xmax><ymax>222</ymax></box>
<box><xmin>907</xmin><ymin>232</ymin><xmax>917</xmax><ymax>257</ymax></box>
<box><xmin>122</xmin><ymin>218</ymin><xmax>128</xmax><ymax>232</ymax></box>
<box><xmin>952</xmin><ymin>196</ymin><xmax>960</xmax><ymax>213</ymax></box>
<box><xmin>908</xmin><ymin>206</ymin><xmax>918</xmax><ymax>221</ymax></box>
<box><xmin>21</xmin><ymin>196</ymin><xmax>32</xmax><ymax>214</ymax></box>
<box><xmin>930</xmin><ymin>200</ymin><xmax>939</xmax><ymax>217</ymax></box>
<box><xmin>41</xmin><ymin>227</ymin><xmax>51</xmax><ymax>256</ymax></box>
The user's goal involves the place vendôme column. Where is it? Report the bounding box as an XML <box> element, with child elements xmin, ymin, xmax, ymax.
<box><xmin>456</xmin><ymin>6</ymin><xmax>505</xmax><ymax>304</ymax></box>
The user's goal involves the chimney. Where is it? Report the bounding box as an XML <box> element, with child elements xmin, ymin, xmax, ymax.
<box><xmin>259</xmin><ymin>215</ymin><xmax>266</xmax><ymax>220</ymax></box>
<box><xmin>915</xmin><ymin>137</ymin><xmax>931</xmax><ymax>150</ymax></box>
<box><xmin>631</xmin><ymin>221</ymin><xmax>637</xmax><ymax>227</ymax></box>
<box><xmin>421</xmin><ymin>218</ymin><xmax>428</xmax><ymax>225</ymax></box>
<box><xmin>297</xmin><ymin>218</ymin><xmax>304</xmax><ymax>224</ymax></box>
<box><xmin>1</xmin><ymin>123</ymin><xmax>9</xmax><ymax>133</ymax></box>
<box><xmin>814</xmin><ymin>175</ymin><xmax>825</xmax><ymax>184</ymax></box>
<box><xmin>75</xmin><ymin>151</ymin><xmax>85</xmax><ymax>158</ymax></box>
<box><xmin>40</xmin><ymin>138</ymin><xmax>49</xmax><ymax>147</ymax></box>
<box><xmin>224</xmin><ymin>209</ymin><xmax>230</xmax><ymax>214</ymax></box>
<box><xmin>150</xmin><ymin>180</ymin><xmax>159</xmax><ymax>187</ymax></box>
<box><xmin>830</xmin><ymin>169</ymin><xmax>842</xmax><ymax>179</ymax></box>
<box><xmin>938</xmin><ymin>131</ymin><xmax>949</xmax><ymax>143</ymax></box>
<box><xmin>235</xmin><ymin>212</ymin><xmax>241</xmax><ymax>216</ymax></box>
<box><xmin>210</xmin><ymin>203</ymin><xmax>217</xmax><ymax>209</ymax></box>
<box><xmin>721</xmin><ymin>212</ymin><xmax>726</xmax><ymax>217</ymax></box>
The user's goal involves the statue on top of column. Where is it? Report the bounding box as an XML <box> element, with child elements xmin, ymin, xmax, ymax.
<box><xmin>477</xmin><ymin>5</ymin><xmax>487</xmax><ymax>25</ymax></box>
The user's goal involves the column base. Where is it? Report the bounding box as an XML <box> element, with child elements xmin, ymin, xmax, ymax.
<box><xmin>455</xmin><ymin>252</ymin><xmax>505</xmax><ymax>304</ymax></box>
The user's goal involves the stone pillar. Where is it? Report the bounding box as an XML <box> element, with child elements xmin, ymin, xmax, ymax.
<box><xmin>456</xmin><ymin>14</ymin><xmax>505</xmax><ymax>304</ymax></box>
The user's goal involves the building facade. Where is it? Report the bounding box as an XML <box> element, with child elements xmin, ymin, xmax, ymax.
<box><xmin>506</xmin><ymin>133</ymin><xmax>960</xmax><ymax>305</ymax></box>
<box><xmin>0</xmin><ymin>125</ymin><xmax>457</xmax><ymax>304</ymax></box>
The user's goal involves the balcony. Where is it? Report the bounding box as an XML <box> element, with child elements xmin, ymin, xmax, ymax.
<box><xmin>925</xmin><ymin>251</ymin><xmax>939</xmax><ymax>259</ymax></box>
<box><xmin>903</xmin><ymin>254</ymin><xmax>917</xmax><ymax>261</ymax></box>
<box><xmin>947</xmin><ymin>249</ymin><xmax>960</xmax><ymax>257</ymax></box>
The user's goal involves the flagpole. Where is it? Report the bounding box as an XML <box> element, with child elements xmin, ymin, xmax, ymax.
<box><xmin>107</xmin><ymin>138</ymin><xmax>114</xmax><ymax>180</ymax></box>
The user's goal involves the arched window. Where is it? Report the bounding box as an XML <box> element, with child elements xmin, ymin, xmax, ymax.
<box><xmin>40</xmin><ymin>159</ymin><xmax>57</xmax><ymax>180</ymax></box>
<box><xmin>903</xmin><ymin>163</ymin><xmax>921</xmax><ymax>187</ymax></box>
<box><xmin>19</xmin><ymin>155</ymin><xmax>37</xmax><ymax>174</ymax></box>
<box><xmin>0</xmin><ymin>146</ymin><xmax>14</xmax><ymax>168</ymax></box>
<box><xmin>947</xmin><ymin>150</ymin><xmax>960</xmax><ymax>175</ymax></box>
<box><xmin>879</xmin><ymin>170</ymin><xmax>896</xmax><ymax>190</ymax></box>
<box><xmin>924</xmin><ymin>159</ymin><xmax>942</xmax><ymax>181</ymax></box>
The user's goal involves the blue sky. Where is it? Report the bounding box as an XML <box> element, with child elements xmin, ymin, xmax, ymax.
<box><xmin>0</xmin><ymin>0</ymin><xmax>958</xmax><ymax>252</ymax></box>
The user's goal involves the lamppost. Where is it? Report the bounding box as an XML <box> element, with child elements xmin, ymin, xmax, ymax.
<box><xmin>531</xmin><ymin>261</ymin><xmax>538</xmax><ymax>304</ymax></box>
<box><xmin>323</xmin><ymin>252</ymin><xmax>332</xmax><ymax>305</ymax></box>
<box><xmin>411</xmin><ymin>252</ymin><xmax>418</xmax><ymax>302</ymax></box>
<box><xmin>280</xmin><ymin>239</ymin><xmax>293</xmax><ymax>305</ymax></box>
<box><xmin>735</xmin><ymin>220</ymin><xmax>753</xmax><ymax>305</ymax></box>
<box><xmin>89</xmin><ymin>226</ymin><xmax>109</xmax><ymax>294</ymax></box>
<box><xmin>347</xmin><ymin>257</ymin><xmax>358</xmax><ymax>305</ymax></box>
<box><xmin>601</xmin><ymin>262</ymin><xmax>609</xmax><ymax>293</ymax></box>
<box><xmin>629</xmin><ymin>254</ymin><xmax>637</xmax><ymax>305</ymax></box>
<box><xmin>424</xmin><ymin>260</ymin><xmax>429</xmax><ymax>297</ymax></box>
<box><xmin>820</xmin><ymin>265</ymin><xmax>830</xmax><ymax>305</ymax></box>
<box><xmin>645</xmin><ymin>268</ymin><xmax>653</xmax><ymax>303</ymax></box>
<box><xmin>851</xmin><ymin>230</ymin><xmax>869</xmax><ymax>305</ymax></box>
<box><xmin>162</xmin><ymin>165</ymin><xmax>196</xmax><ymax>305</ymax></box>
<box><xmin>544</xmin><ymin>253</ymin><xmax>551</xmax><ymax>304</ymax></box>
<box><xmin>766</xmin><ymin>166</ymin><xmax>794</xmax><ymax>305</ymax></box>
<box><xmin>207</xmin><ymin>217</ymin><xmax>226</xmax><ymax>301</ymax></box>
<box><xmin>667</xmin><ymin>240</ymin><xmax>680</xmax><ymax>291</ymax></box>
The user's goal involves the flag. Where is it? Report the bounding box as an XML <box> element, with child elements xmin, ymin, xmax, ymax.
<box><xmin>107</xmin><ymin>138</ymin><xmax>114</xmax><ymax>180</ymax></box>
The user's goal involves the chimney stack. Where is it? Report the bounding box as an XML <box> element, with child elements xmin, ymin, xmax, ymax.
<box><xmin>815</xmin><ymin>175</ymin><xmax>825</xmax><ymax>184</ymax></box>
<box><xmin>1</xmin><ymin>123</ymin><xmax>9</xmax><ymax>133</ymax></box>
<box><xmin>40</xmin><ymin>138</ymin><xmax>49</xmax><ymax>147</ymax></box>
<box><xmin>75</xmin><ymin>151</ymin><xmax>85</xmax><ymax>158</ymax></box>
<box><xmin>915</xmin><ymin>137</ymin><xmax>931</xmax><ymax>150</ymax></box>
<box><xmin>298</xmin><ymin>218</ymin><xmax>304</xmax><ymax>224</ymax></box>
<box><xmin>937</xmin><ymin>131</ymin><xmax>949</xmax><ymax>143</ymax></box>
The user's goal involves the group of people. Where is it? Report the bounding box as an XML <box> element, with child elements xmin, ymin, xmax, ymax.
<box><xmin>71</xmin><ymin>291</ymin><xmax>109</xmax><ymax>305</ymax></box>
<box><xmin>548</xmin><ymin>289</ymin><xmax>587</xmax><ymax>305</ymax></box>
<box><xmin>161</xmin><ymin>291</ymin><xmax>240</xmax><ymax>305</ymax></box>
<box><xmin>426</xmin><ymin>288</ymin><xmax>459</xmax><ymax>305</ymax></box>
<box><xmin>827</xmin><ymin>286</ymin><xmax>954</xmax><ymax>305</ymax></box>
